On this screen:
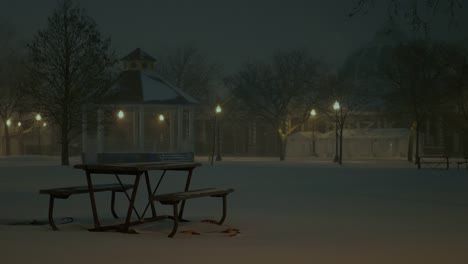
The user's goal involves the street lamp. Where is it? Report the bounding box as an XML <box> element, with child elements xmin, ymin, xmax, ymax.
<box><xmin>333</xmin><ymin>101</ymin><xmax>340</xmax><ymax>163</ymax></box>
<box><xmin>211</xmin><ymin>105</ymin><xmax>222</xmax><ymax>165</ymax></box>
<box><xmin>310</xmin><ymin>109</ymin><xmax>317</xmax><ymax>156</ymax></box>
<box><xmin>215</xmin><ymin>105</ymin><xmax>222</xmax><ymax>162</ymax></box>
<box><xmin>158</xmin><ymin>114</ymin><xmax>166</xmax><ymax>149</ymax></box>
<box><xmin>35</xmin><ymin>114</ymin><xmax>42</xmax><ymax>154</ymax></box>
<box><xmin>6</xmin><ymin>119</ymin><xmax>11</xmax><ymax>127</ymax></box>
<box><xmin>117</xmin><ymin>110</ymin><xmax>125</xmax><ymax>119</ymax></box>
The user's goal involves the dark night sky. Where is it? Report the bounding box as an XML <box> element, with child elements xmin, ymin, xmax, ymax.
<box><xmin>1</xmin><ymin>0</ymin><xmax>467</xmax><ymax>72</ymax></box>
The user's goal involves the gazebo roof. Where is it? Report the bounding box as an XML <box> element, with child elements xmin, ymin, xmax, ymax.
<box><xmin>104</xmin><ymin>70</ymin><xmax>199</xmax><ymax>105</ymax></box>
<box><xmin>121</xmin><ymin>48</ymin><xmax>156</xmax><ymax>62</ymax></box>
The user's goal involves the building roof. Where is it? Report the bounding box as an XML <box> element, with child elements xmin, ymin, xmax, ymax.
<box><xmin>320</xmin><ymin>128</ymin><xmax>409</xmax><ymax>139</ymax></box>
<box><xmin>291</xmin><ymin>128</ymin><xmax>409</xmax><ymax>140</ymax></box>
<box><xmin>121</xmin><ymin>48</ymin><xmax>156</xmax><ymax>62</ymax></box>
<box><xmin>104</xmin><ymin>70</ymin><xmax>199</xmax><ymax>105</ymax></box>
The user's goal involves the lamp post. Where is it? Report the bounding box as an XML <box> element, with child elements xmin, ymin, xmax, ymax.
<box><xmin>333</xmin><ymin>101</ymin><xmax>340</xmax><ymax>163</ymax></box>
<box><xmin>35</xmin><ymin>114</ymin><xmax>42</xmax><ymax>155</ymax></box>
<box><xmin>215</xmin><ymin>105</ymin><xmax>222</xmax><ymax>162</ymax></box>
<box><xmin>310</xmin><ymin>109</ymin><xmax>317</xmax><ymax>156</ymax></box>
<box><xmin>158</xmin><ymin>114</ymin><xmax>165</xmax><ymax>150</ymax></box>
<box><xmin>5</xmin><ymin>119</ymin><xmax>11</xmax><ymax>155</ymax></box>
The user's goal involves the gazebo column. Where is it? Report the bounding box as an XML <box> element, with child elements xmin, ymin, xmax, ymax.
<box><xmin>139</xmin><ymin>106</ymin><xmax>145</xmax><ymax>151</ymax></box>
<box><xmin>248</xmin><ymin>121</ymin><xmax>257</xmax><ymax>155</ymax></box>
<box><xmin>170</xmin><ymin>110</ymin><xmax>175</xmax><ymax>151</ymax></box>
<box><xmin>132</xmin><ymin>109</ymin><xmax>138</xmax><ymax>151</ymax></box>
<box><xmin>81</xmin><ymin>106</ymin><xmax>87</xmax><ymax>162</ymax></box>
<box><xmin>97</xmin><ymin>108</ymin><xmax>104</xmax><ymax>154</ymax></box>
<box><xmin>188</xmin><ymin>108</ymin><xmax>195</xmax><ymax>152</ymax></box>
<box><xmin>177</xmin><ymin>106</ymin><xmax>183</xmax><ymax>151</ymax></box>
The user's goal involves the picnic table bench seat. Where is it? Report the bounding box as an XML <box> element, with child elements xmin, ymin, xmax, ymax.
<box><xmin>151</xmin><ymin>188</ymin><xmax>234</xmax><ymax>237</ymax></box>
<box><xmin>39</xmin><ymin>184</ymin><xmax>134</xmax><ymax>230</ymax></box>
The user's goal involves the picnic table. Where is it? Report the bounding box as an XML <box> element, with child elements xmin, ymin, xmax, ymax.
<box><xmin>73</xmin><ymin>162</ymin><xmax>203</xmax><ymax>234</ymax></box>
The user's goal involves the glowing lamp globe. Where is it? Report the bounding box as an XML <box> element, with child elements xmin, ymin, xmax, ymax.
<box><xmin>117</xmin><ymin>110</ymin><xmax>125</xmax><ymax>119</ymax></box>
<box><xmin>333</xmin><ymin>101</ymin><xmax>340</xmax><ymax>111</ymax></box>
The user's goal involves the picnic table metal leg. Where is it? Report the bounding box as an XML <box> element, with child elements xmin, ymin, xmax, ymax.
<box><xmin>141</xmin><ymin>170</ymin><xmax>166</xmax><ymax>219</ymax></box>
<box><xmin>144</xmin><ymin>171</ymin><xmax>157</xmax><ymax>217</ymax></box>
<box><xmin>122</xmin><ymin>173</ymin><xmax>141</xmax><ymax>232</ymax></box>
<box><xmin>114</xmin><ymin>174</ymin><xmax>141</xmax><ymax>220</ymax></box>
<box><xmin>178</xmin><ymin>168</ymin><xmax>193</xmax><ymax>221</ymax></box>
<box><xmin>218</xmin><ymin>195</ymin><xmax>227</xmax><ymax>225</ymax></box>
<box><xmin>169</xmin><ymin>203</ymin><xmax>179</xmax><ymax>238</ymax></box>
<box><xmin>111</xmin><ymin>191</ymin><xmax>119</xmax><ymax>219</ymax></box>
<box><xmin>48</xmin><ymin>195</ymin><xmax>59</xmax><ymax>231</ymax></box>
<box><xmin>86</xmin><ymin>171</ymin><xmax>101</xmax><ymax>229</ymax></box>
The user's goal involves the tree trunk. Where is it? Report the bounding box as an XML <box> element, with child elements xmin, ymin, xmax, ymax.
<box><xmin>279</xmin><ymin>134</ymin><xmax>287</xmax><ymax>161</ymax></box>
<box><xmin>3</xmin><ymin>124</ymin><xmax>10</xmax><ymax>156</ymax></box>
<box><xmin>61</xmin><ymin>117</ymin><xmax>70</xmax><ymax>166</ymax></box>
<box><xmin>415</xmin><ymin>121</ymin><xmax>420</xmax><ymax>166</ymax></box>
<box><xmin>408</xmin><ymin>122</ymin><xmax>415</xmax><ymax>162</ymax></box>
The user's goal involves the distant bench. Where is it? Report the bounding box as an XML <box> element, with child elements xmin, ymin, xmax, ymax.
<box><xmin>451</xmin><ymin>156</ymin><xmax>468</xmax><ymax>170</ymax></box>
<box><xmin>95</xmin><ymin>152</ymin><xmax>194</xmax><ymax>164</ymax></box>
<box><xmin>152</xmin><ymin>188</ymin><xmax>235</xmax><ymax>237</ymax></box>
<box><xmin>39</xmin><ymin>184</ymin><xmax>134</xmax><ymax>230</ymax></box>
<box><xmin>417</xmin><ymin>155</ymin><xmax>449</xmax><ymax>170</ymax></box>
<box><xmin>417</xmin><ymin>155</ymin><xmax>468</xmax><ymax>170</ymax></box>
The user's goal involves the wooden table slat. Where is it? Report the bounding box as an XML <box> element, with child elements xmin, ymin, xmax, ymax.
<box><xmin>74</xmin><ymin>162</ymin><xmax>202</xmax><ymax>172</ymax></box>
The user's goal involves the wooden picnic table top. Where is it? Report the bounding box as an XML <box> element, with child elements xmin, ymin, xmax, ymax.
<box><xmin>73</xmin><ymin>162</ymin><xmax>202</xmax><ymax>173</ymax></box>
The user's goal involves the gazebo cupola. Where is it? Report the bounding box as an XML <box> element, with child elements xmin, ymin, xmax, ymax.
<box><xmin>121</xmin><ymin>48</ymin><xmax>156</xmax><ymax>71</ymax></box>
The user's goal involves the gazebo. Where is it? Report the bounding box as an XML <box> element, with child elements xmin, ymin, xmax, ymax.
<box><xmin>82</xmin><ymin>48</ymin><xmax>199</xmax><ymax>163</ymax></box>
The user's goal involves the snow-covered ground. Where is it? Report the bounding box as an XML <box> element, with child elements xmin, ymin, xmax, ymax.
<box><xmin>1</xmin><ymin>156</ymin><xmax>468</xmax><ymax>263</ymax></box>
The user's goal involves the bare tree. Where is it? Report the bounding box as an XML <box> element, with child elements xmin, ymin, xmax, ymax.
<box><xmin>0</xmin><ymin>22</ymin><xmax>27</xmax><ymax>156</ymax></box>
<box><xmin>158</xmin><ymin>45</ymin><xmax>224</xmax><ymax>158</ymax></box>
<box><xmin>440</xmin><ymin>43</ymin><xmax>468</xmax><ymax>151</ymax></box>
<box><xmin>443</xmin><ymin>44</ymin><xmax>468</xmax><ymax>122</ymax></box>
<box><xmin>350</xmin><ymin>0</ymin><xmax>465</xmax><ymax>32</ymax></box>
<box><xmin>158</xmin><ymin>44</ymin><xmax>221</xmax><ymax>104</ymax></box>
<box><xmin>382</xmin><ymin>39</ymin><xmax>447</xmax><ymax>162</ymax></box>
<box><xmin>226</xmin><ymin>50</ymin><xmax>322</xmax><ymax>160</ymax></box>
<box><xmin>27</xmin><ymin>0</ymin><xmax>117</xmax><ymax>165</ymax></box>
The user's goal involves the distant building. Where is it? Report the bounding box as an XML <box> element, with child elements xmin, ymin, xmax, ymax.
<box><xmin>286</xmin><ymin>129</ymin><xmax>410</xmax><ymax>158</ymax></box>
